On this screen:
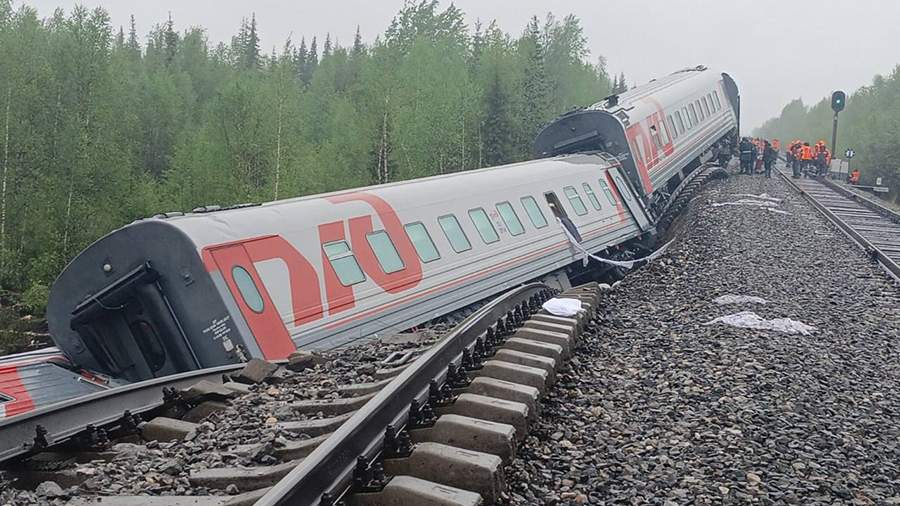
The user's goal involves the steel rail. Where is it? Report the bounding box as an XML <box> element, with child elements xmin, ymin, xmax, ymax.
<box><xmin>818</xmin><ymin>177</ymin><xmax>900</xmax><ymax>223</ymax></box>
<box><xmin>778</xmin><ymin>169</ymin><xmax>900</xmax><ymax>281</ymax></box>
<box><xmin>257</xmin><ymin>283</ymin><xmax>549</xmax><ymax>506</ymax></box>
<box><xmin>0</xmin><ymin>362</ymin><xmax>245</xmax><ymax>463</ymax></box>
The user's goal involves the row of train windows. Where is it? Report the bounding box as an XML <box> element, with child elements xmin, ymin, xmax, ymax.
<box><xmin>318</xmin><ymin>180</ymin><xmax>619</xmax><ymax>287</ymax></box>
<box><xmin>664</xmin><ymin>90</ymin><xmax>722</xmax><ymax>142</ymax></box>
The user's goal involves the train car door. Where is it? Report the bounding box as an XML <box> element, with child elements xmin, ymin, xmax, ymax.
<box><xmin>545</xmin><ymin>191</ymin><xmax>583</xmax><ymax>242</ymax></box>
<box><xmin>607</xmin><ymin>168</ymin><xmax>653</xmax><ymax>231</ymax></box>
<box><xmin>206</xmin><ymin>243</ymin><xmax>297</xmax><ymax>360</ymax></box>
<box><xmin>69</xmin><ymin>263</ymin><xmax>199</xmax><ymax>382</ymax></box>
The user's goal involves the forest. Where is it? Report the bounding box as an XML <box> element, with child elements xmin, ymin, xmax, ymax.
<box><xmin>0</xmin><ymin>0</ymin><xmax>615</xmax><ymax>326</ymax></box>
<box><xmin>754</xmin><ymin>66</ymin><xmax>900</xmax><ymax>204</ymax></box>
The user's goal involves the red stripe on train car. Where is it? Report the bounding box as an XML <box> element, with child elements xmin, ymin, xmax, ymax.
<box><xmin>0</xmin><ymin>365</ymin><xmax>36</xmax><ymax>417</ymax></box>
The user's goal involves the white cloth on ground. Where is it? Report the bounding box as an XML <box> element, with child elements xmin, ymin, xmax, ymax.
<box><xmin>704</xmin><ymin>311</ymin><xmax>816</xmax><ymax>335</ymax></box>
<box><xmin>541</xmin><ymin>298</ymin><xmax>585</xmax><ymax>317</ymax></box>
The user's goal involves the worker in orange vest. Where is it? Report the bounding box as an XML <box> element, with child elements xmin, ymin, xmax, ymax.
<box><xmin>800</xmin><ymin>142</ymin><xmax>814</xmax><ymax>177</ymax></box>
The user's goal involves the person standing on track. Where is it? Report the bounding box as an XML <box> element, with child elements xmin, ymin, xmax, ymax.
<box><xmin>739</xmin><ymin>137</ymin><xmax>753</xmax><ymax>174</ymax></box>
<box><xmin>763</xmin><ymin>140</ymin><xmax>777</xmax><ymax>178</ymax></box>
<box><xmin>785</xmin><ymin>140</ymin><xmax>795</xmax><ymax>170</ymax></box>
<box><xmin>791</xmin><ymin>141</ymin><xmax>803</xmax><ymax>177</ymax></box>
<box><xmin>816</xmin><ymin>145</ymin><xmax>829</xmax><ymax>176</ymax></box>
<box><xmin>800</xmin><ymin>142</ymin><xmax>814</xmax><ymax>177</ymax></box>
<box><xmin>750</xmin><ymin>141</ymin><xmax>762</xmax><ymax>175</ymax></box>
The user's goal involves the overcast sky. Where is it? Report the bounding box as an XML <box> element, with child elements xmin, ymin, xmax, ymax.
<box><xmin>23</xmin><ymin>0</ymin><xmax>900</xmax><ymax>130</ymax></box>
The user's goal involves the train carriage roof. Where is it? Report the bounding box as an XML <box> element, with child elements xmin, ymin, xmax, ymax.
<box><xmin>156</xmin><ymin>152</ymin><xmax>618</xmax><ymax>250</ymax></box>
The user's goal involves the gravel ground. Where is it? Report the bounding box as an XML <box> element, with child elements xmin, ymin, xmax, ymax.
<box><xmin>0</xmin><ymin>327</ymin><xmax>445</xmax><ymax>504</ymax></box>
<box><xmin>507</xmin><ymin>172</ymin><xmax>900</xmax><ymax>505</ymax></box>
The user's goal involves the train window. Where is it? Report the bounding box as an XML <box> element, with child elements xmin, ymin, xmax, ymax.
<box><xmin>695</xmin><ymin>100</ymin><xmax>705</xmax><ymax>120</ymax></box>
<box><xmin>666</xmin><ymin>115</ymin><xmax>678</xmax><ymax>139</ymax></box>
<box><xmin>231</xmin><ymin>266</ymin><xmax>265</xmax><ymax>313</ymax></box>
<box><xmin>563</xmin><ymin>186</ymin><xmax>588</xmax><ymax>216</ymax></box>
<box><xmin>582</xmin><ymin>183</ymin><xmax>602</xmax><ymax>210</ymax></box>
<box><xmin>713</xmin><ymin>91</ymin><xmax>722</xmax><ymax>110</ymax></box>
<box><xmin>598</xmin><ymin>179</ymin><xmax>617</xmax><ymax>206</ymax></box>
<box><xmin>649</xmin><ymin>125</ymin><xmax>663</xmax><ymax>150</ymax></box>
<box><xmin>688</xmin><ymin>104</ymin><xmax>698</xmax><ymax>126</ymax></box>
<box><xmin>366</xmin><ymin>230</ymin><xmax>405</xmax><ymax>274</ymax></box>
<box><xmin>496</xmin><ymin>201</ymin><xmax>525</xmax><ymax>236</ymax></box>
<box><xmin>468</xmin><ymin>208</ymin><xmax>499</xmax><ymax>244</ymax></box>
<box><xmin>323</xmin><ymin>241</ymin><xmax>366</xmax><ymax>286</ymax></box>
<box><xmin>438</xmin><ymin>215</ymin><xmax>472</xmax><ymax>253</ymax></box>
<box><xmin>520</xmin><ymin>196</ymin><xmax>548</xmax><ymax>228</ymax></box>
<box><xmin>544</xmin><ymin>192</ymin><xmax>568</xmax><ymax>220</ymax></box>
<box><xmin>702</xmin><ymin>96</ymin><xmax>711</xmax><ymax>117</ymax></box>
<box><xmin>675</xmin><ymin>111</ymin><xmax>685</xmax><ymax>134</ymax></box>
<box><xmin>404</xmin><ymin>222</ymin><xmax>440</xmax><ymax>263</ymax></box>
<box><xmin>657</xmin><ymin>119</ymin><xmax>669</xmax><ymax>145</ymax></box>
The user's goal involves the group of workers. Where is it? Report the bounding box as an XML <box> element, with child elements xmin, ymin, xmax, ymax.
<box><xmin>738</xmin><ymin>137</ymin><xmax>779</xmax><ymax>178</ymax></box>
<box><xmin>733</xmin><ymin>136</ymin><xmax>862</xmax><ymax>184</ymax></box>
<box><xmin>785</xmin><ymin>140</ymin><xmax>832</xmax><ymax>178</ymax></box>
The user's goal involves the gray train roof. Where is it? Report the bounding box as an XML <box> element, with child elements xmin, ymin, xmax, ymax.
<box><xmin>146</xmin><ymin>152</ymin><xmax>619</xmax><ymax>250</ymax></box>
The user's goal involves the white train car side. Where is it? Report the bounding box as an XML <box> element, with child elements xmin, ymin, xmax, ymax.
<box><xmin>48</xmin><ymin>153</ymin><xmax>649</xmax><ymax>382</ymax></box>
<box><xmin>535</xmin><ymin>66</ymin><xmax>740</xmax><ymax>219</ymax></box>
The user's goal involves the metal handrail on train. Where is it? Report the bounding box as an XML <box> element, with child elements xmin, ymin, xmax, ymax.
<box><xmin>258</xmin><ymin>283</ymin><xmax>550</xmax><ymax>506</ymax></box>
<box><xmin>778</xmin><ymin>169</ymin><xmax>900</xmax><ymax>280</ymax></box>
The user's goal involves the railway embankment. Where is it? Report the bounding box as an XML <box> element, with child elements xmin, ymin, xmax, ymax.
<box><xmin>506</xmin><ymin>174</ymin><xmax>900</xmax><ymax>504</ymax></box>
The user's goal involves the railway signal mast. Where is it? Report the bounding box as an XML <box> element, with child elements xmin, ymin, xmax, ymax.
<box><xmin>831</xmin><ymin>90</ymin><xmax>846</xmax><ymax>155</ymax></box>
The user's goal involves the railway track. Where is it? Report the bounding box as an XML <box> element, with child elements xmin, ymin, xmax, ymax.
<box><xmin>778</xmin><ymin>168</ymin><xmax>900</xmax><ymax>281</ymax></box>
<box><xmin>1</xmin><ymin>282</ymin><xmax>601</xmax><ymax>505</ymax></box>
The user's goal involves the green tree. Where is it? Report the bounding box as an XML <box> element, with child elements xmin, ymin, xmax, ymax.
<box><xmin>0</xmin><ymin>1</ymin><xmax>618</xmax><ymax>315</ymax></box>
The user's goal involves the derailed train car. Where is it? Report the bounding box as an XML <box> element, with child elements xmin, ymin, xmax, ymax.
<box><xmin>535</xmin><ymin>65</ymin><xmax>740</xmax><ymax>218</ymax></box>
<box><xmin>1</xmin><ymin>65</ymin><xmax>738</xmax><ymax>416</ymax></box>
<box><xmin>47</xmin><ymin>154</ymin><xmax>650</xmax><ymax>384</ymax></box>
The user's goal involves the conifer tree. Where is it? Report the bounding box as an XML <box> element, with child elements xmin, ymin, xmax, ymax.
<box><xmin>352</xmin><ymin>26</ymin><xmax>364</xmax><ymax>57</ymax></box>
<box><xmin>482</xmin><ymin>68</ymin><xmax>513</xmax><ymax>165</ymax></box>
<box><xmin>295</xmin><ymin>37</ymin><xmax>308</xmax><ymax>82</ymax></box>
<box><xmin>126</xmin><ymin>15</ymin><xmax>140</xmax><ymax>58</ymax></box>
<box><xmin>520</xmin><ymin>17</ymin><xmax>550</xmax><ymax>143</ymax></box>
<box><xmin>244</xmin><ymin>14</ymin><xmax>260</xmax><ymax>69</ymax></box>
<box><xmin>307</xmin><ymin>36</ymin><xmax>318</xmax><ymax>76</ymax></box>
<box><xmin>163</xmin><ymin>13</ymin><xmax>177</xmax><ymax>65</ymax></box>
<box><xmin>323</xmin><ymin>33</ymin><xmax>332</xmax><ymax>58</ymax></box>
<box><xmin>616</xmin><ymin>72</ymin><xmax>627</xmax><ymax>93</ymax></box>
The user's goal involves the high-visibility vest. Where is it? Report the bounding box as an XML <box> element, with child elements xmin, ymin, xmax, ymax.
<box><xmin>801</xmin><ymin>145</ymin><xmax>813</xmax><ymax>160</ymax></box>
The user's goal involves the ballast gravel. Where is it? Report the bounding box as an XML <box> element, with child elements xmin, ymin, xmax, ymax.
<box><xmin>507</xmin><ymin>172</ymin><xmax>900</xmax><ymax>505</ymax></box>
<box><xmin>0</xmin><ymin>327</ymin><xmax>447</xmax><ymax>503</ymax></box>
